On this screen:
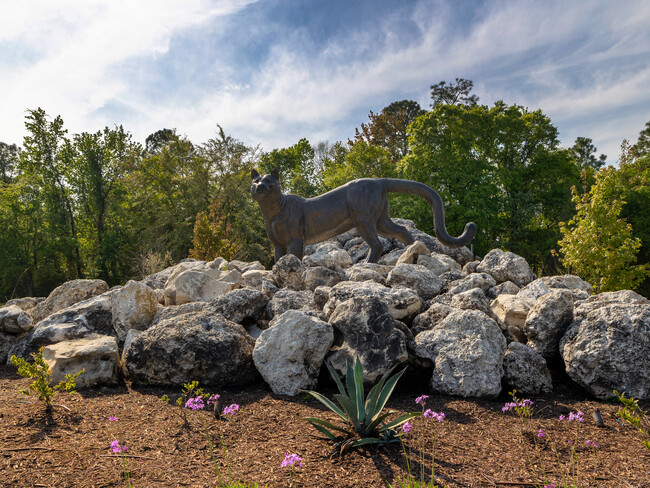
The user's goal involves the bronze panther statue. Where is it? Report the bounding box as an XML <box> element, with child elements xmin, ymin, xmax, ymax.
<box><xmin>251</xmin><ymin>169</ymin><xmax>476</xmax><ymax>263</ymax></box>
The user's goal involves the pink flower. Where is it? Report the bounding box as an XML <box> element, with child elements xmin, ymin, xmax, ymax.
<box><xmin>110</xmin><ymin>440</ymin><xmax>128</xmax><ymax>454</ymax></box>
<box><xmin>402</xmin><ymin>422</ymin><xmax>412</xmax><ymax>433</ymax></box>
<box><xmin>185</xmin><ymin>396</ymin><xmax>205</xmax><ymax>410</ymax></box>
<box><xmin>424</xmin><ymin>410</ymin><xmax>445</xmax><ymax>422</ymax></box>
<box><xmin>281</xmin><ymin>452</ymin><xmax>303</xmax><ymax>468</ymax></box>
<box><xmin>585</xmin><ymin>440</ymin><xmax>599</xmax><ymax>448</ymax></box>
<box><xmin>207</xmin><ymin>394</ymin><xmax>220</xmax><ymax>405</ymax></box>
<box><xmin>223</xmin><ymin>403</ymin><xmax>239</xmax><ymax>415</ymax></box>
<box><xmin>415</xmin><ymin>395</ymin><xmax>429</xmax><ymax>405</ymax></box>
<box><xmin>109</xmin><ymin>416</ymin><xmax>118</xmax><ymax>421</ymax></box>
<box><xmin>537</xmin><ymin>429</ymin><xmax>545</xmax><ymax>438</ymax></box>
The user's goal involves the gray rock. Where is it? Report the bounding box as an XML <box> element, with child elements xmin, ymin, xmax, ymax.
<box><xmin>111</xmin><ymin>280</ymin><xmax>159</xmax><ymax>341</ymax></box>
<box><xmin>226</xmin><ymin>260</ymin><xmax>265</xmax><ymax>273</ymax></box>
<box><xmin>477</xmin><ymin>249</ymin><xmax>535</xmax><ymax>287</ymax></box>
<box><xmin>31</xmin><ymin>279</ymin><xmax>109</xmax><ymax>322</ymax></box>
<box><xmin>396</xmin><ymin>241</ymin><xmax>430</xmax><ymax>265</ymax></box>
<box><xmin>313</xmin><ymin>286</ymin><xmax>332</xmax><ymax>310</ymax></box>
<box><xmin>142</xmin><ymin>264</ymin><xmax>178</xmax><ymax>289</ymax></box>
<box><xmin>124</xmin><ymin>311</ymin><xmax>257</xmax><ymax>387</ymax></box>
<box><xmin>378</xmin><ymin>248</ymin><xmax>406</xmax><ymax>266</ymax></box>
<box><xmin>211</xmin><ymin>287</ymin><xmax>268</xmax><ymax>324</ymax></box>
<box><xmin>487</xmin><ymin>281</ymin><xmax>521</xmax><ymax>299</ymax></box>
<box><xmin>323</xmin><ymin>280</ymin><xmax>421</xmax><ymax>320</ymax></box>
<box><xmin>272</xmin><ymin>254</ymin><xmax>305</xmax><ymax>290</ymax></box>
<box><xmin>524</xmin><ymin>290</ymin><xmax>574</xmax><ymax>360</ymax></box>
<box><xmin>411</xmin><ymin>303</ymin><xmax>455</xmax><ymax>336</ymax></box>
<box><xmin>266</xmin><ymin>289</ymin><xmax>320</xmax><ymax>321</ymax></box>
<box><xmin>490</xmin><ymin>294</ymin><xmax>536</xmax><ymax>338</ymax></box>
<box><xmin>387</xmin><ymin>263</ymin><xmax>442</xmax><ymax>301</ymax></box>
<box><xmin>561</xmin><ymin>299</ymin><xmax>650</xmax><ymax>400</ymax></box>
<box><xmin>450</xmin><ymin>288</ymin><xmax>493</xmax><ymax>316</ymax></box>
<box><xmin>573</xmin><ymin>290</ymin><xmax>648</xmax><ymax>319</ymax></box>
<box><xmin>151</xmin><ymin>302</ymin><xmax>212</xmax><ymax>326</ymax></box>
<box><xmin>414</xmin><ymin>310</ymin><xmax>506</xmax><ymax>398</ymax></box>
<box><xmin>241</xmin><ymin>269</ymin><xmax>274</xmax><ymax>289</ymax></box>
<box><xmin>163</xmin><ymin>268</ymin><xmax>240</xmax><ymax>306</ymax></box>
<box><xmin>303</xmin><ymin>266</ymin><xmax>342</xmax><ymax>291</ymax></box>
<box><xmin>439</xmin><ymin>270</ymin><xmax>467</xmax><ymax>291</ymax></box>
<box><xmin>8</xmin><ymin>293</ymin><xmax>114</xmax><ymax>361</ymax></box>
<box><xmin>303</xmin><ymin>242</ymin><xmax>352</xmax><ymax>270</ymax></box>
<box><xmin>326</xmin><ymin>296</ymin><xmax>409</xmax><ymax>383</ymax></box>
<box><xmin>447</xmin><ymin>273</ymin><xmax>497</xmax><ymax>296</ymax></box>
<box><xmin>43</xmin><ymin>335</ymin><xmax>119</xmax><ymax>388</ymax></box>
<box><xmin>462</xmin><ymin>260</ymin><xmax>480</xmax><ymax>274</ymax></box>
<box><xmin>502</xmin><ymin>342</ymin><xmax>552</xmax><ymax>394</ymax></box>
<box><xmin>517</xmin><ymin>279</ymin><xmax>551</xmax><ymax>301</ymax></box>
<box><xmin>253</xmin><ymin>311</ymin><xmax>334</xmax><ymax>396</ymax></box>
<box><xmin>0</xmin><ymin>305</ymin><xmax>33</xmax><ymax>334</ymax></box>
<box><xmin>344</xmin><ymin>263</ymin><xmax>391</xmax><ymax>283</ymax></box>
<box><xmin>5</xmin><ymin>297</ymin><xmax>44</xmax><ymax>311</ymax></box>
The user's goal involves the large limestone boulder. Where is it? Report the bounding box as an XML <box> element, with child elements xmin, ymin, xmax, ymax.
<box><xmin>477</xmin><ymin>249</ymin><xmax>535</xmax><ymax>287</ymax></box>
<box><xmin>487</xmin><ymin>281</ymin><xmax>520</xmax><ymax>299</ymax></box>
<box><xmin>326</xmin><ymin>296</ymin><xmax>409</xmax><ymax>383</ymax></box>
<box><xmin>446</xmin><ymin>273</ymin><xmax>497</xmax><ymax>296</ymax></box>
<box><xmin>253</xmin><ymin>311</ymin><xmax>334</xmax><ymax>396</ymax></box>
<box><xmin>524</xmin><ymin>290</ymin><xmax>574</xmax><ymax>360</ymax></box>
<box><xmin>265</xmin><ymin>289</ymin><xmax>321</xmax><ymax>321</ymax></box>
<box><xmin>411</xmin><ymin>303</ymin><xmax>455</xmax><ymax>336</ymax></box>
<box><xmin>163</xmin><ymin>268</ymin><xmax>240</xmax><ymax>306</ymax></box>
<box><xmin>518</xmin><ymin>276</ymin><xmax>592</xmax><ymax>302</ymax></box>
<box><xmin>272</xmin><ymin>255</ymin><xmax>305</xmax><ymax>290</ymax></box>
<box><xmin>344</xmin><ymin>263</ymin><xmax>390</xmax><ymax>284</ymax></box>
<box><xmin>450</xmin><ymin>288</ymin><xmax>493</xmax><ymax>316</ymax></box>
<box><xmin>323</xmin><ymin>280</ymin><xmax>422</xmax><ymax>321</ymax></box>
<box><xmin>8</xmin><ymin>293</ymin><xmax>114</xmax><ymax>362</ymax></box>
<box><xmin>303</xmin><ymin>266</ymin><xmax>342</xmax><ymax>291</ymax></box>
<box><xmin>43</xmin><ymin>335</ymin><xmax>119</xmax><ymax>388</ymax></box>
<box><xmin>124</xmin><ymin>311</ymin><xmax>258</xmax><ymax>387</ymax></box>
<box><xmin>211</xmin><ymin>288</ymin><xmax>268</xmax><ymax>324</ymax></box>
<box><xmin>111</xmin><ymin>280</ymin><xmax>159</xmax><ymax>341</ymax></box>
<box><xmin>502</xmin><ymin>342</ymin><xmax>552</xmax><ymax>394</ymax></box>
<box><xmin>490</xmin><ymin>294</ymin><xmax>536</xmax><ymax>342</ymax></box>
<box><xmin>5</xmin><ymin>297</ymin><xmax>44</xmax><ymax>312</ymax></box>
<box><xmin>31</xmin><ymin>279</ymin><xmax>109</xmax><ymax>322</ymax></box>
<box><xmin>142</xmin><ymin>263</ymin><xmax>178</xmax><ymax>290</ymax></box>
<box><xmin>151</xmin><ymin>302</ymin><xmax>212</xmax><ymax>327</ymax></box>
<box><xmin>396</xmin><ymin>241</ymin><xmax>430</xmax><ymax>265</ymax></box>
<box><xmin>560</xmin><ymin>294</ymin><xmax>650</xmax><ymax>400</ymax></box>
<box><xmin>414</xmin><ymin>310</ymin><xmax>506</xmax><ymax>398</ymax></box>
<box><xmin>418</xmin><ymin>253</ymin><xmax>461</xmax><ymax>276</ymax></box>
<box><xmin>387</xmin><ymin>263</ymin><xmax>443</xmax><ymax>301</ymax></box>
<box><xmin>391</xmin><ymin>218</ymin><xmax>473</xmax><ymax>265</ymax></box>
<box><xmin>241</xmin><ymin>269</ymin><xmax>274</xmax><ymax>290</ymax></box>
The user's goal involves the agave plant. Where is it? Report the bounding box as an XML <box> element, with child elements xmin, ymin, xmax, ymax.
<box><xmin>304</xmin><ymin>356</ymin><xmax>420</xmax><ymax>455</ymax></box>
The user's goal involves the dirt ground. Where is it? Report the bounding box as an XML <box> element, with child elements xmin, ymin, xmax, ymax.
<box><xmin>1</xmin><ymin>365</ymin><xmax>649</xmax><ymax>488</ymax></box>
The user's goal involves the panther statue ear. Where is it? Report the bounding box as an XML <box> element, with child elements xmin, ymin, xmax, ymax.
<box><xmin>271</xmin><ymin>168</ymin><xmax>280</xmax><ymax>181</ymax></box>
<box><xmin>251</xmin><ymin>169</ymin><xmax>260</xmax><ymax>180</ymax></box>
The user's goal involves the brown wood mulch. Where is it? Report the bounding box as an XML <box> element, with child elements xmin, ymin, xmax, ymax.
<box><xmin>1</xmin><ymin>365</ymin><xmax>648</xmax><ymax>488</ymax></box>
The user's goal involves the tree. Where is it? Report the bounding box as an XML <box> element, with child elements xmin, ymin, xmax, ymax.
<box><xmin>189</xmin><ymin>198</ymin><xmax>239</xmax><ymax>261</ymax></box>
<box><xmin>321</xmin><ymin>141</ymin><xmax>392</xmax><ymax>190</ymax></box>
<box><xmin>258</xmin><ymin>138</ymin><xmax>319</xmax><ymax>197</ymax></box>
<box><xmin>352</xmin><ymin>100</ymin><xmax>425</xmax><ymax>162</ymax></box>
<box><xmin>631</xmin><ymin>120</ymin><xmax>650</xmax><ymax>157</ymax></box>
<box><xmin>570</xmin><ymin>136</ymin><xmax>607</xmax><ymax>170</ymax></box>
<box><xmin>0</xmin><ymin>142</ymin><xmax>19</xmax><ymax>183</ymax></box>
<box><xmin>399</xmin><ymin>101</ymin><xmax>580</xmax><ymax>269</ymax></box>
<box><xmin>430</xmin><ymin>78</ymin><xmax>479</xmax><ymax>107</ymax></box>
<box><xmin>144</xmin><ymin>128</ymin><xmax>180</xmax><ymax>155</ymax></box>
<box><xmin>558</xmin><ymin>167</ymin><xmax>649</xmax><ymax>293</ymax></box>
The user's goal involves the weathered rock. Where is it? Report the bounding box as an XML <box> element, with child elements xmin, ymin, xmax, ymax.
<box><xmin>326</xmin><ymin>296</ymin><xmax>409</xmax><ymax>383</ymax></box>
<box><xmin>447</xmin><ymin>273</ymin><xmax>497</xmax><ymax>296</ymax></box>
<box><xmin>31</xmin><ymin>279</ymin><xmax>109</xmax><ymax>322</ymax></box>
<box><xmin>344</xmin><ymin>263</ymin><xmax>391</xmax><ymax>283</ymax></box>
<box><xmin>573</xmin><ymin>290</ymin><xmax>648</xmax><ymax>319</ymax></box>
<box><xmin>313</xmin><ymin>286</ymin><xmax>332</xmax><ymax>310</ymax></box>
<box><xmin>323</xmin><ymin>280</ymin><xmax>421</xmax><ymax>320</ymax></box>
<box><xmin>124</xmin><ymin>311</ymin><xmax>258</xmax><ymax>387</ymax></box>
<box><xmin>524</xmin><ymin>290</ymin><xmax>574</xmax><ymax>360</ymax></box>
<box><xmin>450</xmin><ymin>288</ymin><xmax>493</xmax><ymax>316</ymax></box>
<box><xmin>414</xmin><ymin>310</ymin><xmax>506</xmax><ymax>398</ymax></box>
<box><xmin>266</xmin><ymin>289</ymin><xmax>320</xmax><ymax>321</ymax></box>
<box><xmin>502</xmin><ymin>342</ymin><xmax>552</xmax><ymax>394</ymax></box>
<box><xmin>542</xmin><ymin>275</ymin><xmax>593</xmax><ymax>296</ymax></box>
<box><xmin>5</xmin><ymin>297</ymin><xmax>44</xmax><ymax>311</ymax></box>
<box><xmin>392</xmin><ymin>218</ymin><xmax>474</xmax><ymax>265</ymax></box>
<box><xmin>490</xmin><ymin>294</ymin><xmax>536</xmax><ymax>335</ymax></box>
<box><xmin>439</xmin><ymin>270</ymin><xmax>467</xmax><ymax>290</ymax></box>
<box><xmin>411</xmin><ymin>303</ymin><xmax>455</xmax><ymax>336</ymax></box>
<box><xmin>43</xmin><ymin>335</ymin><xmax>119</xmax><ymax>388</ymax></box>
<box><xmin>142</xmin><ymin>264</ymin><xmax>178</xmax><ymax>289</ymax></box>
<box><xmin>477</xmin><ymin>249</ymin><xmax>535</xmax><ymax>287</ymax></box>
<box><xmin>387</xmin><ymin>263</ymin><xmax>442</xmax><ymax>301</ymax></box>
<box><xmin>303</xmin><ymin>242</ymin><xmax>352</xmax><ymax>270</ymax></box>
<box><xmin>378</xmin><ymin>248</ymin><xmax>406</xmax><ymax>266</ymax></box>
<box><xmin>518</xmin><ymin>276</ymin><xmax>593</xmax><ymax>302</ymax></box>
<box><xmin>211</xmin><ymin>288</ymin><xmax>268</xmax><ymax>324</ymax></box>
<box><xmin>163</xmin><ymin>269</ymin><xmax>239</xmax><ymax>306</ymax></box>
<box><xmin>241</xmin><ymin>269</ymin><xmax>274</xmax><ymax>289</ymax></box>
<box><xmin>303</xmin><ymin>266</ymin><xmax>342</xmax><ymax>291</ymax></box>
<box><xmin>396</xmin><ymin>241</ymin><xmax>430</xmax><ymax>265</ymax></box>
<box><xmin>151</xmin><ymin>302</ymin><xmax>212</xmax><ymax>326</ymax></box>
<box><xmin>121</xmin><ymin>329</ymin><xmax>142</xmax><ymax>375</ymax></box>
<box><xmin>462</xmin><ymin>260</ymin><xmax>481</xmax><ymax>274</ymax></box>
<box><xmin>253</xmin><ymin>311</ymin><xmax>334</xmax><ymax>395</ymax></box>
<box><xmin>0</xmin><ymin>305</ymin><xmax>33</xmax><ymax>334</ymax></box>
<box><xmin>111</xmin><ymin>280</ymin><xmax>159</xmax><ymax>341</ymax></box>
<box><xmin>8</xmin><ymin>293</ymin><xmax>114</xmax><ymax>361</ymax></box>
<box><xmin>487</xmin><ymin>281</ymin><xmax>521</xmax><ymax>299</ymax></box>
<box><xmin>272</xmin><ymin>255</ymin><xmax>305</xmax><ymax>290</ymax></box>
<box><xmin>226</xmin><ymin>260</ymin><xmax>264</xmax><ymax>273</ymax></box>
<box><xmin>561</xmin><ymin>299</ymin><xmax>650</xmax><ymax>400</ymax></box>
<box><xmin>517</xmin><ymin>279</ymin><xmax>551</xmax><ymax>301</ymax></box>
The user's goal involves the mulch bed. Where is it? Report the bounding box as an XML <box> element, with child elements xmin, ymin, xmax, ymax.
<box><xmin>1</xmin><ymin>365</ymin><xmax>648</xmax><ymax>488</ymax></box>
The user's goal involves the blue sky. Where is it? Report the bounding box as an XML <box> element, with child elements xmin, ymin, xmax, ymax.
<box><xmin>1</xmin><ymin>0</ymin><xmax>649</xmax><ymax>163</ymax></box>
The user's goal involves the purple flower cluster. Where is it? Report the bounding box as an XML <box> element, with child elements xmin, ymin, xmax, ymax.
<box><xmin>281</xmin><ymin>452</ymin><xmax>303</xmax><ymax>468</ymax></box>
<box><xmin>110</xmin><ymin>440</ymin><xmax>128</xmax><ymax>454</ymax></box>
<box><xmin>543</xmin><ymin>484</ymin><xmax>556</xmax><ymax>488</ymax></box>
<box><xmin>207</xmin><ymin>394</ymin><xmax>220</xmax><ymax>405</ymax></box>
<box><xmin>501</xmin><ymin>399</ymin><xmax>533</xmax><ymax>413</ymax></box>
<box><xmin>424</xmin><ymin>410</ymin><xmax>445</xmax><ymax>422</ymax></box>
<box><xmin>109</xmin><ymin>416</ymin><xmax>118</xmax><ymax>421</ymax></box>
<box><xmin>222</xmin><ymin>403</ymin><xmax>239</xmax><ymax>415</ymax></box>
<box><xmin>559</xmin><ymin>411</ymin><xmax>584</xmax><ymax>422</ymax></box>
<box><xmin>185</xmin><ymin>396</ymin><xmax>205</xmax><ymax>410</ymax></box>
<box><xmin>585</xmin><ymin>439</ymin><xmax>599</xmax><ymax>448</ymax></box>
<box><xmin>415</xmin><ymin>395</ymin><xmax>429</xmax><ymax>405</ymax></box>
<box><xmin>537</xmin><ymin>429</ymin><xmax>545</xmax><ymax>438</ymax></box>
<box><xmin>402</xmin><ymin>422</ymin><xmax>412</xmax><ymax>433</ymax></box>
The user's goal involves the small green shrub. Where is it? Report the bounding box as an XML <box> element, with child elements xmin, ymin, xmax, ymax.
<box><xmin>9</xmin><ymin>347</ymin><xmax>83</xmax><ymax>411</ymax></box>
<box><xmin>615</xmin><ymin>390</ymin><xmax>650</xmax><ymax>450</ymax></box>
<box><xmin>304</xmin><ymin>356</ymin><xmax>420</xmax><ymax>455</ymax></box>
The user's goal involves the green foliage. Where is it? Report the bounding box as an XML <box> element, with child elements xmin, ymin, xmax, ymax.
<box><xmin>570</xmin><ymin>136</ymin><xmax>607</xmax><ymax>171</ymax></box>
<box><xmin>321</xmin><ymin>141</ymin><xmax>393</xmax><ymax>190</ymax></box>
<box><xmin>615</xmin><ymin>390</ymin><xmax>650</xmax><ymax>450</ymax></box>
<box><xmin>161</xmin><ymin>380</ymin><xmax>205</xmax><ymax>426</ymax></box>
<box><xmin>558</xmin><ymin>167</ymin><xmax>650</xmax><ymax>293</ymax></box>
<box><xmin>9</xmin><ymin>347</ymin><xmax>84</xmax><ymax>410</ymax></box>
<box><xmin>189</xmin><ymin>198</ymin><xmax>240</xmax><ymax>261</ymax></box>
<box><xmin>399</xmin><ymin>101</ymin><xmax>579</xmax><ymax>269</ymax></box>
<box><xmin>304</xmin><ymin>356</ymin><xmax>419</xmax><ymax>455</ymax></box>
<box><xmin>430</xmin><ymin>78</ymin><xmax>478</xmax><ymax>107</ymax></box>
<box><xmin>258</xmin><ymin>138</ymin><xmax>320</xmax><ymax>197</ymax></box>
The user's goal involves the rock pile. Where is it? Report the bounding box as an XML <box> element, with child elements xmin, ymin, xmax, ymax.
<box><xmin>3</xmin><ymin>218</ymin><xmax>649</xmax><ymax>400</ymax></box>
